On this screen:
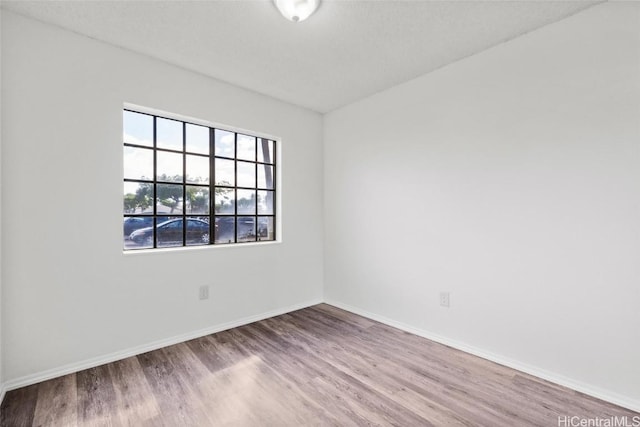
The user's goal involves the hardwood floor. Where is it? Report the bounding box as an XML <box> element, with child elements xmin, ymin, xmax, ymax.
<box><xmin>1</xmin><ymin>304</ymin><xmax>637</xmax><ymax>426</ymax></box>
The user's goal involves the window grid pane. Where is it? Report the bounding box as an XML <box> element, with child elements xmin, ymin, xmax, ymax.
<box><xmin>124</xmin><ymin>109</ymin><xmax>276</xmax><ymax>250</ymax></box>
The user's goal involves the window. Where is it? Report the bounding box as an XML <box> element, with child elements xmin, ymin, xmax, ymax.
<box><xmin>123</xmin><ymin>109</ymin><xmax>276</xmax><ymax>250</ymax></box>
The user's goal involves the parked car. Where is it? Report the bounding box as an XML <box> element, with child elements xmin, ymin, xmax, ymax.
<box><xmin>130</xmin><ymin>218</ymin><xmax>209</xmax><ymax>246</ymax></box>
<box><xmin>123</xmin><ymin>217</ymin><xmax>153</xmax><ymax>237</ymax></box>
<box><xmin>215</xmin><ymin>217</ymin><xmax>261</xmax><ymax>243</ymax></box>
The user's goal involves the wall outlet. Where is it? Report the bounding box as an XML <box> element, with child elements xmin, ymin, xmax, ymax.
<box><xmin>199</xmin><ymin>285</ymin><xmax>209</xmax><ymax>300</ymax></box>
<box><xmin>439</xmin><ymin>292</ymin><xmax>450</xmax><ymax>308</ymax></box>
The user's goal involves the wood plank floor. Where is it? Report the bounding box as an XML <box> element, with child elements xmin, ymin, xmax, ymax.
<box><xmin>1</xmin><ymin>304</ymin><xmax>637</xmax><ymax>426</ymax></box>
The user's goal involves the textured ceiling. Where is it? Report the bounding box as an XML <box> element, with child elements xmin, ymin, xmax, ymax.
<box><xmin>1</xmin><ymin>0</ymin><xmax>601</xmax><ymax>113</ymax></box>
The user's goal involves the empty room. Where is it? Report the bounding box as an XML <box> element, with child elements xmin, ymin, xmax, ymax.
<box><xmin>0</xmin><ymin>0</ymin><xmax>638</xmax><ymax>425</ymax></box>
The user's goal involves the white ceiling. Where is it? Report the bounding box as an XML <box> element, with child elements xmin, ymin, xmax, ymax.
<box><xmin>1</xmin><ymin>0</ymin><xmax>601</xmax><ymax>113</ymax></box>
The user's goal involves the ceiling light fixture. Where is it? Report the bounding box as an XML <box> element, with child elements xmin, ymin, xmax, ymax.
<box><xmin>274</xmin><ymin>0</ymin><xmax>320</xmax><ymax>23</ymax></box>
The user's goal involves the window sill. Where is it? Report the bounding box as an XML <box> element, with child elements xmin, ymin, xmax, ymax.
<box><xmin>122</xmin><ymin>239</ymin><xmax>281</xmax><ymax>256</ymax></box>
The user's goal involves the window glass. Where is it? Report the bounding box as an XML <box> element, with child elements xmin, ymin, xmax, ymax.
<box><xmin>124</xmin><ymin>109</ymin><xmax>276</xmax><ymax>250</ymax></box>
<box><xmin>215</xmin><ymin>129</ymin><xmax>234</xmax><ymax>158</ymax></box>
<box><xmin>186</xmin><ymin>124</ymin><xmax>209</xmax><ymax>155</ymax></box>
<box><xmin>124</xmin><ymin>146</ymin><xmax>153</xmax><ymax>180</ymax></box>
<box><xmin>257</xmin><ymin>164</ymin><xmax>274</xmax><ymax>189</ymax></box>
<box><xmin>257</xmin><ymin>139</ymin><xmax>274</xmax><ymax>164</ymax></box>
<box><xmin>186</xmin><ymin>155</ymin><xmax>209</xmax><ymax>184</ymax></box>
<box><xmin>123</xmin><ymin>111</ymin><xmax>153</xmax><ymax>147</ymax></box>
<box><xmin>237</xmin><ymin>134</ymin><xmax>256</xmax><ymax>161</ymax></box>
<box><xmin>237</xmin><ymin>161</ymin><xmax>256</xmax><ymax>188</ymax></box>
<box><xmin>237</xmin><ymin>217</ymin><xmax>256</xmax><ymax>243</ymax></box>
<box><xmin>215</xmin><ymin>158</ymin><xmax>235</xmax><ymax>186</ymax></box>
<box><xmin>157</xmin><ymin>118</ymin><xmax>183</xmax><ymax>151</ymax></box>
<box><xmin>157</xmin><ymin>151</ymin><xmax>183</xmax><ymax>182</ymax></box>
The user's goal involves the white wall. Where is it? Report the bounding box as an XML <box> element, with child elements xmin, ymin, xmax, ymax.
<box><xmin>325</xmin><ymin>2</ymin><xmax>639</xmax><ymax>409</ymax></box>
<box><xmin>0</xmin><ymin>6</ymin><xmax>4</xmax><ymax>398</ymax></box>
<box><xmin>1</xmin><ymin>11</ymin><xmax>323</xmax><ymax>384</ymax></box>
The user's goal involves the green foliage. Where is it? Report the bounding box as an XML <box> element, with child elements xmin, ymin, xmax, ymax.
<box><xmin>186</xmin><ymin>187</ymin><xmax>209</xmax><ymax>214</ymax></box>
<box><xmin>124</xmin><ymin>182</ymin><xmax>152</xmax><ymax>213</ymax></box>
<box><xmin>214</xmin><ymin>186</ymin><xmax>233</xmax><ymax>213</ymax></box>
<box><xmin>237</xmin><ymin>192</ymin><xmax>255</xmax><ymax>210</ymax></box>
<box><xmin>124</xmin><ymin>171</ymin><xmax>268</xmax><ymax>215</ymax></box>
<box><xmin>123</xmin><ymin>193</ymin><xmax>137</xmax><ymax>213</ymax></box>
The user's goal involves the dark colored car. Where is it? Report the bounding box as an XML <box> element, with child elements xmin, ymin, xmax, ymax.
<box><xmin>215</xmin><ymin>217</ymin><xmax>262</xmax><ymax>243</ymax></box>
<box><xmin>130</xmin><ymin>218</ymin><xmax>209</xmax><ymax>246</ymax></box>
<box><xmin>123</xmin><ymin>217</ymin><xmax>154</xmax><ymax>237</ymax></box>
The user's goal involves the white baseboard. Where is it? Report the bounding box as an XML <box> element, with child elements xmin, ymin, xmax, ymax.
<box><xmin>0</xmin><ymin>384</ymin><xmax>6</xmax><ymax>407</ymax></box>
<box><xmin>2</xmin><ymin>298</ymin><xmax>322</xmax><ymax>393</ymax></box>
<box><xmin>324</xmin><ymin>299</ymin><xmax>640</xmax><ymax>414</ymax></box>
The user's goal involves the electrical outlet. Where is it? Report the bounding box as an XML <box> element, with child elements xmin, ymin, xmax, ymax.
<box><xmin>439</xmin><ymin>292</ymin><xmax>450</xmax><ymax>308</ymax></box>
<box><xmin>199</xmin><ymin>285</ymin><xmax>209</xmax><ymax>300</ymax></box>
